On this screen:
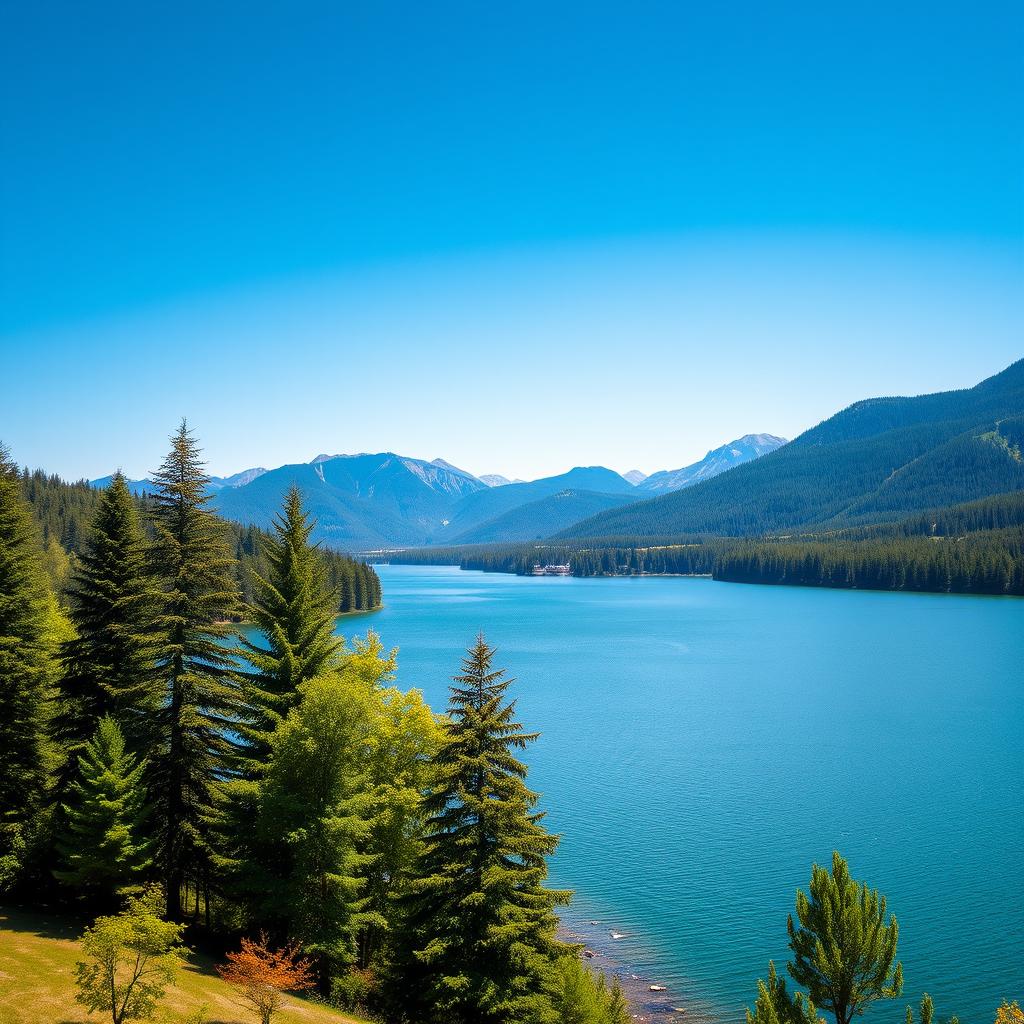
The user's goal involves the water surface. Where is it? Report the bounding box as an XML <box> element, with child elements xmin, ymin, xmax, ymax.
<box><xmin>346</xmin><ymin>566</ymin><xmax>1023</xmax><ymax>1022</ymax></box>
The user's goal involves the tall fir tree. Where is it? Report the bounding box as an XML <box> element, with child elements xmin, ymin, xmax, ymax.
<box><xmin>0</xmin><ymin>444</ymin><xmax>57</xmax><ymax>890</ymax></box>
<box><xmin>399</xmin><ymin>635</ymin><xmax>571</xmax><ymax>1024</ymax></box>
<box><xmin>148</xmin><ymin>422</ymin><xmax>242</xmax><ymax>920</ymax></box>
<box><xmin>55</xmin><ymin>716</ymin><xmax>152</xmax><ymax>907</ymax></box>
<box><xmin>53</xmin><ymin>473</ymin><xmax>157</xmax><ymax>797</ymax></box>
<box><xmin>237</xmin><ymin>485</ymin><xmax>343</xmax><ymax>766</ymax></box>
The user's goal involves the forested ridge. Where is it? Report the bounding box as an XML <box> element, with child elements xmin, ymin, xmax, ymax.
<box><xmin>560</xmin><ymin>359</ymin><xmax>1024</xmax><ymax>540</ymax></box>
<box><xmin>19</xmin><ymin>466</ymin><xmax>381</xmax><ymax>615</ymax></box>
<box><xmin>390</xmin><ymin>492</ymin><xmax>1024</xmax><ymax>596</ymax></box>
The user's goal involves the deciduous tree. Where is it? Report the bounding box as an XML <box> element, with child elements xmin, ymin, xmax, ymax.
<box><xmin>217</xmin><ymin>933</ymin><xmax>315</xmax><ymax>1024</ymax></box>
<box><xmin>74</xmin><ymin>886</ymin><xmax>186</xmax><ymax>1024</ymax></box>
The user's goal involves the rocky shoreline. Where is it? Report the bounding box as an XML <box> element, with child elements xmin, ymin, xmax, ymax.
<box><xmin>558</xmin><ymin>919</ymin><xmax>715</xmax><ymax>1024</ymax></box>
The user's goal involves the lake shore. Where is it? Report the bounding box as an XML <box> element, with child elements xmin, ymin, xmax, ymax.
<box><xmin>558</xmin><ymin>918</ymin><xmax>716</xmax><ymax>1024</ymax></box>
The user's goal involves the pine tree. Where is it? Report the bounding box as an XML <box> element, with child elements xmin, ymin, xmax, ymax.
<box><xmin>53</xmin><ymin>473</ymin><xmax>157</xmax><ymax>797</ymax></box>
<box><xmin>237</xmin><ymin>485</ymin><xmax>343</xmax><ymax>766</ymax></box>
<box><xmin>0</xmin><ymin>443</ymin><xmax>57</xmax><ymax>890</ymax></box>
<box><xmin>787</xmin><ymin>851</ymin><xmax>903</xmax><ymax>1024</ymax></box>
<box><xmin>148</xmin><ymin>422</ymin><xmax>242</xmax><ymax>919</ymax></box>
<box><xmin>747</xmin><ymin>961</ymin><xmax>821</xmax><ymax>1024</ymax></box>
<box><xmin>55</xmin><ymin>716</ymin><xmax>151</xmax><ymax>906</ymax></box>
<box><xmin>400</xmin><ymin>634</ymin><xmax>571</xmax><ymax>1024</ymax></box>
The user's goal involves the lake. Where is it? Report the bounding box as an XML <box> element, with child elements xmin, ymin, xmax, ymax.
<box><xmin>344</xmin><ymin>565</ymin><xmax>1023</xmax><ymax>1023</ymax></box>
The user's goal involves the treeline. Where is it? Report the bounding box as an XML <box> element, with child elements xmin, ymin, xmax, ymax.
<box><xmin>390</xmin><ymin>493</ymin><xmax>1024</xmax><ymax>596</ymax></box>
<box><xmin>0</xmin><ymin>425</ymin><xmax>629</xmax><ymax>1024</ymax></box>
<box><xmin>18</xmin><ymin>466</ymin><xmax>381</xmax><ymax>615</ymax></box>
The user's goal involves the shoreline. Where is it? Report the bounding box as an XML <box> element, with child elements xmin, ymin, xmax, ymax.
<box><xmin>557</xmin><ymin>917</ymin><xmax>717</xmax><ymax>1024</ymax></box>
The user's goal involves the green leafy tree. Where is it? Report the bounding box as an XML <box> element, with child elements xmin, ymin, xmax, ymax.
<box><xmin>55</xmin><ymin>716</ymin><xmax>152</xmax><ymax>906</ymax></box>
<box><xmin>53</xmin><ymin>473</ymin><xmax>157</xmax><ymax>796</ymax></box>
<box><xmin>237</xmin><ymin>485</ymin><xmax>343</xmax><ymax>767</ymax></box>
<box><xmin>74</xmin><ymin>885</ymin><xmax>187</xmax><ymax>1024</ymax></box>
<box><xmin>0</xmin><ymin>443</ymin><xmax>57</xmax><ymax>890</ymax></box>
<box><xmin>787</xmin><ymin>852</ymin><xmax>903</xmax><ymax>1024</ymax></box>
<box><xmin>355</xmin><ymin>636</ymin><xmax>439</xmax><ymax>969</ymax></box>
<box><xmin>400</xmin><ymin>634</ymin><xmax>571</xmax><ymax>1024</ymax></box>
<box><xmin>251</xmin><ymin>669</ymin><xmax>375</xmax><ymax>981</ymax></box>
<box><xmin>148</xmin><ymin>422</ymin><xmax>242</xmax><ymax>919</ymax></box>
<box><xmin>748</xmin><ymin>961</ymin><xmax>821</xmax><ymax>1024</ymax></box>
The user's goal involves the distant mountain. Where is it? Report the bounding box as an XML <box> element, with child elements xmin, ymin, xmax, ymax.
<box><xmin>213</xmin><ymin>452</ymin><xmax>487</xmax><ymax>550</ymax></box>
<box><xmin>90</xmin><ymin>467</ymin><xmax>267</xmax><ymax>494</ymax></box>
<box><xmin>639</xmin><ymin>434</ymin><xmax>787</xmax><ymax>493</ymax></box>
<box><xmin>452</xmin><ymin>489</ymin><xmax>636</xmax><ymax>544</ymax></box>
<box><xmin>560</xmin><ymin>359</ymin><xmax>1024</xmax><ymax>540</ymax></box>
<box><xmin>480</xmin><ymin>474</ymin><xmax>513</xmax><ymax>487</ymax></box>
<box><xmin>436</xmin><ymin>466</ymin><xmax>635</xmax><ymax>541</ymax></box>
<box><xmin>623</xmin><ymin>470</ymin><xmax>648</xmax><ymax>485</ymax></box>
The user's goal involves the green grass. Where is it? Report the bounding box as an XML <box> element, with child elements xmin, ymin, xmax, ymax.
<box><xmin>0</xmin><ymin>906</ymin><xmax>366</xmax><ymax>1024</ymax></box>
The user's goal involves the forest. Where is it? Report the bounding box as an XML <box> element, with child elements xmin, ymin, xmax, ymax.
<box><xmin>18</xmin><ymin>466</ymin><xmax>381</xmax><ymax>614</ymax></box>
<box><xmin>2</xmin><ymin>427</ymin><xmax>1021</xmax><ymax>1024</ymax></box>
<box><xmin>390</xmin><ymin>492</ymin><xmax>1024</xmax><ymax>596</ymax></box>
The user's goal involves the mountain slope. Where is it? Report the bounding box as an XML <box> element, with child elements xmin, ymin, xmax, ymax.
<box><xmin>639</xmin><ymin>434</ymin><xmax>787</xmax><ymax>493</ymax></box>
<box><xmin>452</xmin><ymin>489</ymin><xmax>636</xmax><ymax>544</ymax></box>
<box><xmin>212</xmin><ymin>453</ymin><xmax>485</xmax><ymax>549</ymax></box>
<box><xmin>559</xmin><ymin>359</ymin><xmax>1024</xmax><ymax>540</ymax></box>
<box><xmin>435</xmin><ymin>466</ymin><xmax>635</xmax><ymax>541</ymax></box>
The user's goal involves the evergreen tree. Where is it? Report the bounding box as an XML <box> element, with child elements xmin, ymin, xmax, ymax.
<box><xmin>399</xmin><ymin>634</ymin><xmax>571</xmax><ymax>1024</ymax></box>
<box><xmin>0</xmin><ymin>443</ymin><xmax>57</xmax><ymax>890</ymax></box>
<box><xmin>53</xmin><ymin>473</ymin><xmax>157</xmax><ymax>797</ymax></box>
<box><xmin>55</xmin><ymin>716</ymin><xmax>151</xmax><ymax>906</ymax></box>
<box><xmin>237</xmin><ymin>485</ymin><xmax>343</xmax><ymax>766</ymax></box>
<box><xmin>787</xmin><ymin>852</ymin><xmax>903</xmax><ymax>1024</ymax></box>
<box><xmin>148</xmin><ymin>422</ymin><xmax>242</xmax><ymax>919</ymax></box>
<box><xmin>747</xmin><ymin>961</ymin><xmax>821</xmax><ymax>1024</ymax></box>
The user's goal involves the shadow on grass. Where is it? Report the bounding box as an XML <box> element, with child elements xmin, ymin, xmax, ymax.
<box><xmin>0</xmin><ymin>903</ymin><xmax>88</xmax><ymax>942</ymax></box>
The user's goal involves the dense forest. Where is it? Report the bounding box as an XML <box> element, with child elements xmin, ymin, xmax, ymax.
<box><xmin>390</xmin><ymin>492</ymin><xmax>1024</xmax><ymax>596</ymax></box>
<box><xmin>0</xmin><ymin>425</ymin><xmax>631</xmax><ymax>1024</ymax></box>
<box><xmin>18</xmin><ymin>466</ymin><xmax>381</xmax><ymax>614</ymax></box>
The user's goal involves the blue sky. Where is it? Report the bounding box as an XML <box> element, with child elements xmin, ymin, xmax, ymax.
<box><xmin>1</xmin><ymin>1</ymin><xmax>1021</xmax><ymax>480</ymax></box>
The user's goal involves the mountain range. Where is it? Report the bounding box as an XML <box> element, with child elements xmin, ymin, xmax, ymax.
<box><xmin>561</xmin><ymin>358</ymin><xmax>1024</xmax><ymax>540</ymax></box>
<box><xmin>90</xmin><ymin>433</ymin><xmax>785</xmax><ymax>550</ymax></box>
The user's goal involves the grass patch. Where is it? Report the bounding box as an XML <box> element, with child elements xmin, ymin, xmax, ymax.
<box><xmin>0</xmin><ymin>906</ymin><xmax>366</xmax><ymax>1024</ymax></box>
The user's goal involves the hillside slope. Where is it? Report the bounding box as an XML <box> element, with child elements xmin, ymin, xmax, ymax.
<box><xmin>560</xmin><ymin>359</ymin><xmax>1024</xmax><ymax>539</ymax></box>
<box><xmin>0</xmin><ymin>906</ymin><xmax>363</xmax><ymax>1024</ymax></box>
<box><xmin>452</xmin><ymin>488</ymin><xmax>635</xmax><ymax>544</ymax></box>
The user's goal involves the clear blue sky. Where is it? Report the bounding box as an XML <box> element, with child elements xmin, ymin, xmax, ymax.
<box><xmin>1</xmin><ymin>1</ymin><xmax>1021</xmax><ymax>480</ymax></box>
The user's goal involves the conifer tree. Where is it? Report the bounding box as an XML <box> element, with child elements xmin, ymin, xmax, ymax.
<box><xmin>53</xmin><ymin>473</ymin><xmax>157</xmax><ymax>797</ymax></box>
<box><xmin>148</xmin><ymin>422</ymin><xmax>242</xmax><ymax>919</ymax></box>
<box><xmin>55</xmin><ymin>716</ymin><xmax>151</xmax><ymax>906</ymax></box>
<box><xmin>0</xmin><ymin>443</ymin><xmax>57</xmax><ymax>890</ymax></box>
<box><xmin>747</xmin><ymin>961</ymin><xmax>821</xmax><ymax>1024</ymax></box>
<box><xmin>237</xmin><ymin>485</ymin><xmax>343</xmax><ymax>766</ymax></box>
<box><xmin>399</xmin><ymin>635</ymin><xmax>571</xmax><ymax>1024</ymax></box>
<box><xmin>787</xmin><ymin>852</ymin><xmax>903</xmax><ymax>1024</ymax></box>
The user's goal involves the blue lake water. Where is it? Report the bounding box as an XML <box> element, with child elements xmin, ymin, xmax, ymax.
<box><xmin>344</xmin><ymin>565</ymin><xmax>1023</xmax><ymax>1023</ymax></box>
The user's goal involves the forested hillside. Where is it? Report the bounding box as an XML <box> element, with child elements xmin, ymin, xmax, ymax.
<box><xmin>562</xmin><ymin>359</ymin><xmax>1024</xmax><ymax>539</ymax></box>
<box><xmin>391</xmin><ymin>491</ymin><xmax>1024</xmax><ymax>596</ymax></box>
<box><xmin>20</xmin><ymin>467</ymin><xmax>381</xmax><ymax>614</ymax></box>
